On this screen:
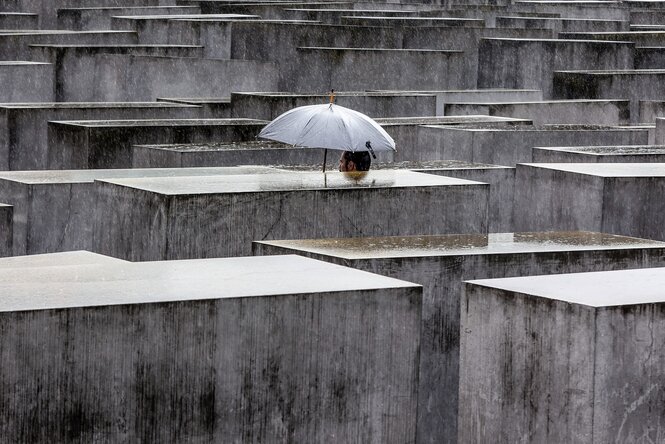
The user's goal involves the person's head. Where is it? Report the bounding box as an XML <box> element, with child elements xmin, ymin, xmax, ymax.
<box><xmin>338</xmin><ymin>151</ymin><xmax>371</xmax><ymax>172</ymax></box>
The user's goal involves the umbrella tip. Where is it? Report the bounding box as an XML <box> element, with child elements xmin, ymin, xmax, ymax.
<box><xmin>329</xmin><ymin>89</ymin><xmax>335</xmax><ymax>105</ymax></box>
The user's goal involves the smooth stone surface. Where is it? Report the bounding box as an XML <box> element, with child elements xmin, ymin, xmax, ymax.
<box><xmin>0</xmin><ymin>254</ymin><xmax>421</xmax><ymax>442</ymax></box>
<box><xmin>460</xmin><ymin>267</ymin><xmax>665</xmax><ymax>442</ymax></box>
<box><xmin>253</xmin><ymin>231</ymin><xmax>665</xmax><ymax>444</ymax></box>
<box><xmin>0</xmin><ymin>250</ymin><xmax>126</xmax><ymax>268</ymax></box>
<box><xmin>92</xmin><ymin>170</ymin><xmax>490</xmax><ymax>260</ymax></box>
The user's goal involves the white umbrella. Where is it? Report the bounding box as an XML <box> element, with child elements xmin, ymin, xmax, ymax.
<box><xmin>258</xmin><ymin>102</ymin><xmax>396</xmax><ymax>171</ymax></box>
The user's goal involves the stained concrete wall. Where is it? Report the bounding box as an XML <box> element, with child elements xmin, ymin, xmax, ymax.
<box><xmin>131</xmin><ymin>142</ymin><xmax>329</xmax><ymax>169</ymax></box>
<box><xmin>460</xmin><ymin>269</ymin><xmax>665</xmax><ymax>443</ymax></box>
<box><xmin>477</xmin><ymin>38</ymin><xmax>634</xmax><ymax>99</ymax></box>
<box><xmin>0</xmin><ymin>255</ymin><xmax>421</xmax><ymax>443</ymax></box>
<box><xmin>92</xmin><ymin>171</ymin><xmax>490</xmax><ymax>261</ymax></box>
<box><xmin>230</xmin><ymin>92</ymin><xmax>439</xmax><ymax>120</ymax></box>
<box><xmin>413</xmin><ymin>125</ymin><xmax>649</xmax><ymax>165</ymax></box>
<box><xmin>252</xmin><ymin>232</ymin><xmax>665</xmax><ymax>444</ymax></box>
<box><xmin>443</xmin><ymin>99</ymin><xmax>631</xmax><ymax>125</ymax></box>
<box><xmin>0</xmin><ymin>103</ymin><xmax>203</xmax><ymax>171</ymax></box>
<box><xmin>47</xmin><ymin>119</ymin><xmax>267</xmax><ymax>169</ymax></box>
<box><xmin>0</xmin><ymin>31</ymin><xmax>138</xmax><ymax>60</ymax></box>
<box><xmin>53</xmin><ymin>54</ymin><xmax>279</xmax><ymax>102</ymax></box>
<box><xmin>0</xmin><ymin>11</ymin><xmax>37</xmax><ymax>29</ymax></box>
<box><xmin>654</xmin><ymin>117</ymin><xmax>665</xmax><ymax>143</ymax></box>
<box><xmin>289</xmin><ymin>47</ymin><xmax>469</xmax><ymax>93</ymax></box>
<box><xmin>0</xmin><ymin>203</ymin><xmax>11</xmax><ymax>257</ymax></box>
<box><xmin>553</xmin><ymin>70</ymin><xmax>665</xmax><ymax>124</ymax></box>
<box><xmin>57</xmin><ymin>6</ymin><xmax>201</xmax><ymax>30</ymax></box>
<box><xmin>513</xmin><ymin>163</ymin><xmax>665</xmax><ymax>242</ymax></box>
<box><xmin>0</xmin><ymin>62</ymin><xmax>53</xmax><ymax>102</ymax></box>
<box><xmin>0</xmin><ymin>166</ymin><xmax>279</xmax><ymax>256</ymax></box>
<box><xmin>494</xmin><ymin>16</ymin><xmax>629</xmax><ymax>32</ymax></box>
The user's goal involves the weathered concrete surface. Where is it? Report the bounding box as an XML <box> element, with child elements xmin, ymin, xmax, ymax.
<box><xmin>635</xmin><ymin>46</ymin><xmax>665</xmax><ymax>69</ymax></box>
<box><xmin>460</xmin><ymin>267</ymin><xmax>665</xmax><ymax>443</ymax></box>
<box><xmin>533</xmin><ymin>145</ymin><xmax>665</xmax><ymax>163</ymax></box>
<box><xmin>0</xmin><ymin>30</ymin><xmax>138</xmax><ymax>59</ymax></box>
<box><xmin>0</xmin><ymin>166</ymin><xmax>278</xmax><ymax>256</ymax></box>
<box><xmin>0</xmin><ymin>61</ymin><xmax>53</xmax><ymax>102</ymax></box>
<box><xmin>0</xmin><ymin>12</ymin><xmax>37</xmax><ymax>29</ymax></box>
<box><xmin>47</xmin><ymin>118</ymin><xmax>267</xmax><ymax>169</ymax></box>
<box><xmin>477</xmin><ymin>38</ymin><xmax>634</xmax><ymax>99</ymax></box>
<box><xmin>392</xmin><ymin>160</ymin><xmax>515</xmax><ymax>232</ymax></box>
<box><xmin>230</xmin><ymin>91</ymin><xmax>439</xmax><ymax>120</ymax></box>
<box><xmin>414</xmin><ymin>125</ymin><xmax>648</xmax><ymax>165</ymax></box>
<box><xmin>553</xmin><ymin>69</ymin><xmax>665</xmax><ymax>122</ymax></box>
<box><xmin>444</xmin><ymin>99</ymin><xmax>631</xmax><ymax>125</ymax></box>
<box><xmin>640</xmin><ymin>100</ymin><xmax>665</xmax><ymax>123</ymax></box>
<box><xmin>131</xmin><ymin>141</ymin><xmax>328</xmax><ymax>169</ymax></box>
<box><xmin>560</xmin><ymin>30</ymin><xmax>665</xmax><ymax>46</ymax></box>
<box><xmin>514</xmin><ymin>163</ymin><xmax>665</xmax><ymax>241</ymax></box>
<box><xmin>57</xmin><ymin>6</ymin><xmax>202</xmax><ymax>30</ymax></box>
<box><xmin>375</xmin><ymin>116</ymin><xmax>533</xmax><ymax>162</ymax></box>
<box><xmin>0</xmin><ymin>254</ymin><xmax>421</xmax><ymax>443</ymax></box>
<box><xmin>157</xmin><ymin>97</ymin><xmax>231</xmax><ymax>118</ymax></box>
<box><xmin>92</xmin><ymin>171</ymin><xmax>490</xmax><ymax>261</ymax></box>
<box><xmin>252</xmin><ymin>232</ymin><xmax>665</xmax><ymax>444</ymax></box>
<box><xmin>494</xmin><ymin>16</ymin><xmax>629</xmax><ymax>32</ymax></box>
<box><xmin>0</xmin><ymin>102</ymin><xmax>202</xmax><ymax>171</ymax></box>
<box><xmin>53</xmin><ymin>54</ymin><xmax>279</xmax><ymax>102</ymax></box>
<box><xmin>290</xmin><ymin>47</ymin><xmax>469</xmax><ymax>92</ymax></box>
<box><xmin>654</xmin><ymin>117</ymin><xmax>665</xmax><ymax>143</ymax></box>
<box><xmin>0</xmin><ymin>203</ymin><xmax>10</xmax><ymax>257</ymax></box>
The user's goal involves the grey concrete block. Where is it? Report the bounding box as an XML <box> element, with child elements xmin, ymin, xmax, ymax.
<box><xmin>377</xmin><ymin>116</ymin><xmax>532</xmax><ymax>163</ymax></box>
<box><xmin>444</xmin><ymin>99</ymin><xmax>631</xmax><ymax>125</ymax></box>
<box><xmin>131</xmin><ymin>141</ymin><xmax>329</xmax><ymax>169</ymax></box>
<box><xmin>47</xmin><ymin>118</ymin><xmax>267</xmax><ymax>169</ymax></box>
<box><xmin>511</xmin><ymin>2</ymin><xmax>630</xmax><ymax>21</ymax></box>
<box><xmin>0</xmin><ymin>254</ymin><xmax>421</xmax><ymax>443</ymax></box>
<box><xmin>414</xmin><ymin>125</ymin><xmax>648</xmax><ymax>165</ymax></box>
<box><xmin>0</xmin><ymin>30</ymin><xmax>137</xmax><ymax>60</ymax></box>
<box><xmin>0</xmin><ymin>166</ymin><xmax>278</xmax><ymax>256</ymax></box>
<box><xmin>533</xmin><ymin>145</ymin><xmax>665</xmax><ymax>163</ymax></box>
<box><xmin>495</xmin><ymin>16</ymin><xmax>629</xmax><ymax>32</ymax></box>
<box><xmin>477</xmin><ymin>38</ymin><xmax>634</xmax><ymax>99</ymax></box>
<box><xmin>560</xmin><ymin>30</ymin><xmax>665</xmax><ymax>46</ymax></box>
<box><xmin>92</xmin><ymin>170</ymin><xmax>490</xmax><ymax>261</ymax></box>
<box><xmin>553</xmin><ymin>70</ymin><xmax>665</xmax><ymax>124</ymax></box>
<box><xmin>0</xmin><ymin>12</ymin><xmax>37</xmax><ymax>29</ymax></box>
<box><xmin>283</xmin><ymin>7</ymin><xmax>423</xmax><ymax>24</ymax></box>
<box><xmin>339</xmin><ymin>16</ymin><xmax>485</xmax><ymax>27</ymax></box>
<box><xmin>157</xmin><ymin>97</ymin><xmax>231</xmax><ymax>118</ymax></box>
<box><xmin>0</xmin><ymin>203</ymin><xmax>10</xmax><ymax>258</ymax></box>
<box><xmin>57</xmin><ymin>6</ymin><xmax>202</xmax><ymax>31</ymax></box>
<box><xmin>0</xmin><ymin>61</ymin><xmax>53</xmax><ymax>102</ymax></box>
<box><xmin>0</xmin><ymin>103</ymin><xmax>203</xmax><ymax>171</ymax></box>
<box><xmin>53</xmin><ymin>54</ymin><xmax>279</xmax><ymax>103</ymax></box>
<box><xmin>635</xmin><ymin>46</ymin><xmax>665</xmax><ymax>69</ymax></box>
<box><xmin>230</xmin><ymin>91</ymin><xmax>439</xmax><ymax>120</ymax></box>
<box><xmin>640</xmin><ymin>100</ymin><xmax>665</xmax><ymax>123</ymax></box>
<box><xmin>513</xmin><ymin>163</ymin><xmax>665</xmax><ymax>241</ymax></box>
<box><xmin>289</xmin><ymin>47</ymin><xmax>469</xmax><ymax>93</ymax></box>
<box><xmin>654</xmin><ymin>116</ymin><xmax>665</xmax><ymax>143</ymax></box>
<box><xmin>252</xmin><ymin>231</ymin><xmax>665</xmax><ymax>444</ymax></box>
<box><xmin>460</xmin><ymin>267</ymin><xmax>665</xmax><ymax>443</ymax></box>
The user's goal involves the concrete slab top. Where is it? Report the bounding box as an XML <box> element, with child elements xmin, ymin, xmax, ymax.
<box><xmin>99</xmin><ymin>170</ymin><xmax>484</xmax><ymax>195</ymax></box>
<box><xmin>298</xmin><ymin>47</ymin><xmax>464</xmax><ymax>54</ymax></box>
<box><xmin>0</xmin><ymin>61</ymin><xmax>50</xmax><ymax>65</ymax></box>
<box><xmin>446</xmin><ymin>99</ymin><xmax>628</xmax><ymax>105</ymax></box>
<box><xmin>481</xmin><ymin>37</ymin><xmax>634</xmax><ymax>44</ymax></box>
<box><xmin>0</xmin><ymin>166</ymin><xmax>280</xmax><ymax>185</ymax></box>
<box><xmin>442</xmin><ymin>124</ymin><xmax>634</xmax><ymax>132</ymax></box>
<box><xmin>113</xmin><ymin>14</ymin><xmax>259</xmax><ymax>19</ymax></box>
<box><xmin>535</xmin><ymin>145</ymin><xmax>665</xmax><ymax>155</ymax></box>
<box><xmin>377</xmin><ymin>116</ymin><xmax>532</xmax><ymax>125</ymax></box>
<box><xmin>496</xmin><ymin>15</ymin><xmax>625</xmax><ymax>22</ymax></box>
<box><xmin>232</xmin><ymin>91</ymin><xmax>437</xmax><ymax>97</ymax></box>
<box><xmin>158</xmin><ymin>97</ymin><xmax>231</xmax><ymax>104</ymax></box>
<box><xmin>0</xmin><ymin>251</ymin><xmax>126</xmax><ymax>269</ymax></box>
<box><xmin>555</xmin><ymin>69</ymin><xmax>665</xmax><ymax>74</ymax></box>
<box><xmin>29</xmin><ymin>44</ymin><xmax>204</xmax><ymax>49</ymax></box>
<box><xmin>50</xmin><ymin>118</ymin><xmax>266</xmax><ymax>128</ymax></box>
<box><xmin>0</xmin><ymin>255</ymin><xmax>420</xmax><ymax>313</ymax></box>
<box><xmin>255</xmin><ymin>231</ymin><xmax>664</xmax><ymax>260</ymax></box>
<box><xmin>522</xmin><ymin>162</ymin><xmax>665</xmax><ymax>177</ymax></box>
<box><xmin>467</xmin><ymin>267</ymin><xmax>665</xmax><ymax>307</ymax></box>
<box><xmin>135</xmin><ymin>141</ymin><xmax>294</xmax><ymax>151</ymax></box>
<box><xmin>378</xmin><ymin>160</ymin><xmax>511</xmax><ymax>170</ymax></box>
<box><xmin>283</xmin><ymin>8</ymin><xmax>417</xmax><ymax>12</ymax></box>
<box><xmin>0</xmin><ymin>31</ymin><xmax>135</xmax><ymax>35</ymax></box>
<box><xmin>368</xmin><ymin>88</ymin><xmax>543</xmax><ymax>94</ymax></box>
<box><xmin>0</xmin><ymin>102</ymin><xmax>200</xmax><ymax>110</ymax></box>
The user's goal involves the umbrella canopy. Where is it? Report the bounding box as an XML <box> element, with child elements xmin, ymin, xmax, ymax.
<box><xmin>258</xmin><ymin>103</ymin><xmax>396</xmax><ymax>157</ymax></box>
